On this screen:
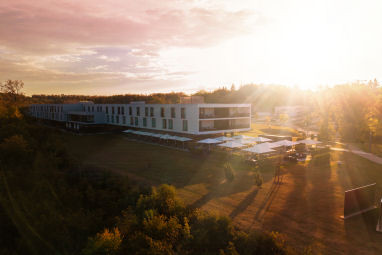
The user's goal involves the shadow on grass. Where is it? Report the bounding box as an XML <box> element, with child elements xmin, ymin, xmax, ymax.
<box><xmin>230</xmin><ymin>188</ymin><xmax>260</xmax><ymax>219</ymax></box>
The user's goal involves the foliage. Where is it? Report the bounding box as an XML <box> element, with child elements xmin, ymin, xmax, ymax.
<box><xmin>224</xmin><ymin>163</ymin><xmax>235</xmax><ymax>182</ymax></box>
<box><xmin>253</xmin><ymin>170</ymin><xmax>263</xmax><ymax>188</ymax></box>
<box><xmin>82</xmin><ymin>228</ymin><xmax>122</xmax><ymax>255</ymax></box>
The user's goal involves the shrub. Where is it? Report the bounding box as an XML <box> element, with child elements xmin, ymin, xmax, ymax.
<box><xmin>224</xmin><ymin>163</ymin><xmax>235</xmax><ymax>182</ymax></box>
<box><xmin>254</xmin><ymin>170</ymin><xmax>263</xmax><ymax>188</ymax></box>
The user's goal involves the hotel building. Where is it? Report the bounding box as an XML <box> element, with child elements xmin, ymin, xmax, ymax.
<box><xmin>29</xmin><ymin>101</ymin><xmax>251</xmax><ymax>135</ymax></box>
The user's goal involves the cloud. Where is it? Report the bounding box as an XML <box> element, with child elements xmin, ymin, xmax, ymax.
<box><xmin>0</xmin><ymin>0</ymin><xmax>260</xmax><ymax>94</ymax></box>
<box><xmin>0</xmin><ymin>0</ymin><xmax>255</xmax><ymax>55</ymax></box>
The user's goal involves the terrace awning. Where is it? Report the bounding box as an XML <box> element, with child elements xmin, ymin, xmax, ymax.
<box><xmin>251</xmin><ymin>137</ymin><xmax>272</xmax><ymax>142</ymax></box>
<box><xmin>217</xmin><ymin>141</ymin><xmax>246</xmax><ymax>148</ymax></box>
<box><xmin>234</xmin><ymin>138</ymin><xmax>256</xmax><ymax>145</ymax></box>
<box><xmin>243</xmin><ymin>146</ymin><xmax>275</xmax><ymax>154</ymax></box>
<box><xmin>215</xmin><ymin>136</ymin><xmax>234</xmax><ymax>142</ymax></box>
<box><xmin>232</xmin><ymin>135</ymin><xmax>254</xmax><ymax>140</ymax></box>
<box><xmin>296</xmin><ymin>139</ymin><xmax>322</xmax><ymax>145</ymax></box>
<box><xmin>197</xmin><ymin>138</ymin><xmax>222</xmax><ymax>144</ymax></box>
<box><xmin>173</xmin><ymin>136</ymin><xmax>192</xmax><ymax>142</ymax></box>
<box><xmin>270</xmin><ymin>140</ymin><xmax>298</xmax><ymax>147</ymax></box>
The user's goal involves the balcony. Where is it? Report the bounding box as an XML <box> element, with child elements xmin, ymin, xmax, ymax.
<box><xmin>199</xmin><ymin>107</ymin><xmax>250</xmax><ymax>119</ymax></box>
<box><xmin>67</xmin><ymin>112</ymin><xmax>95</xmax><ymax>123</ymax></box>
<box><xmin>199</xmin><ymin>119</ymin><xmax>250</xmax><ymax>132</ymax></box>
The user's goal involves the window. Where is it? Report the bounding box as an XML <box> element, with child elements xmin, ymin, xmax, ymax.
<box><xmin>92</xmin><ymin>106</ymin><xmax>94</xmax><ymax>112</ymax></box>
<box><xmin>143</xmin><ymin>117</ymin><xmax>147</xmax><ymax>127</ymax></box>
<box><xmin>161</xmin><ymin>107</ymin><xmax>165</xmax><ymax>117</ymax></box>
<box><xmin>168</xmin><ymin>119</ymin><xmax>173</xmax><ymax>129</ymax></box>
<box><xmin>111</xmin><ymin>115</ymin><xmax>115</xmax><ymax>123</ymax></box>
<box><xmin>150</xmin><ymin>107</ymin><xmax>154</xmax><ymax>117</ymax></box>
<box><xmin>171</xmin><ymin>107</ymin><xmax>175</xmax><ymax>118</ymax></box>
<box><xmin>181</xmin><ymin>107</ymin><xmax>185</xmax><ymax>119</ymax></box>
<box><xmin>135</xmin><ymin>117</ymin><xmax>139</xmax><ymax>126</ymax></box>
<box><xmin>130</xmin><ymin>116</ymin><xmax>134</xmax><ymax>125</ymax></box>
<box><xmin>162</xmin><ymin>119</ymin><xmax>167</xmax><ymax>129</ymax></box>
<box><xmin>136</xmin><ymin>107</ymin><xmax>140</xmax><ymax>116</ymax></box>
<box><xmin>112</xmin><ymin>107</ymin><xmax>115</xmax><ymax>115</ymax></box>
<box><xmin>152</xmin><ymin>118</ymin><xmax>156</xmax><ymax>128</ymax></box>
<box><xmin>88</xmin><ymin>106</ymin><xmax>90</xmax><ymax>112</ymax></box>
<box><xmin>145</xmin><ymin>107</ymin><xmax>148</xmax><ymax>117</ymax></box>
<box><xmin>129</xmin><ymin>106</ymin><xmax>132</xmax><ymax>115</ymax></box>
<box><xmin>107</xmin><ymin>115</ymin><xmax>110</xmax><ymax>123</ymax></box>
<box><xmin>116</xmin><ymin>115</ymin><xmax>120</xmax><ymax>123</ymax></box>
<box><xmin>182</xmin><ymin>120</ymin><xmax>188</xmax><ymax>131</ymax></box>
<box><xmin>118</xmin><ymin>107</ymin><xmax>121</xmax><ymax>115</ymax></box>
<box><xmin>122</xmin><ymin>107</ymin><xmax>125</xmax><ymax>115</ymax></box>
<box><xmin>106</xmin><ymin>106</ymin><xmax>109</xmax><ymax>114</ymax></box>
<box><xmin>122</xmin><ymin>116</ymin><xmax>126</xmax><ymax>124</ymax></box>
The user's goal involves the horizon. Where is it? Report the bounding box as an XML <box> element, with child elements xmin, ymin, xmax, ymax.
<box><xmin>1</xmin><ymin>0</ymin><xmax>382</xmax><ymax>95</ymax></box>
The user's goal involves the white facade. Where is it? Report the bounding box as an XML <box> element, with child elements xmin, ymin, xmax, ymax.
<box><xmin>29</xmin><ymin>101</ymin><xmax>251</xmax><ymax>135</ymax></box>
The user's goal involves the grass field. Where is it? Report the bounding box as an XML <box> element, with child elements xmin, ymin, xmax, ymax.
<box><xmin>62</xmin><ymin>132</ymin><xmax>382</xmax><ymax>254</ymax></box>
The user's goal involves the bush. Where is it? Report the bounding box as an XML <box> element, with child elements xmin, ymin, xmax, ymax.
<box><xmin>224</xmin><ymin>163</ymin><xmax>235</xmax><ymax>182</ymax></box>
<box><xmin>254</xmin><ymin>170</ymin><xmax>263</xmax><ymax>188</ymax></box>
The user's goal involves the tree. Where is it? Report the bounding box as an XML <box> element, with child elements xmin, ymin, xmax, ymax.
<box><xmin>279</xmin><ymin>114</ymin><xmax>289</xmax><ymax>126</ymax></box>
<box><xmin>253</xmin><ymin>170</ymin><xmax>263</xmax><ymax>188</ymax></box>
<box><xmin>366</xmin><ymin>112</ymin><xmax>379</xmax><ymax>152</ymax></box>
<box><xmin>0</xmin><ymin>80</ymin><xmax>24</xmax><ymax>104</ymax></box>
<box><xmin>82</xmin><ymin>228</ymin><xmax>122</xmax><ymax>255</ymax></box>
<box><xmin>224</xmin><ymin>163</ymin><xmax>235</xmax><ymax>182</ymax></box>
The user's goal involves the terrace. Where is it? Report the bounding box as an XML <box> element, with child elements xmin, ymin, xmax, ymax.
<box><xmin>199</xmin><ymin>119</ymin><xmax>250</xmax><ymax>132</ymax></box>
<box><xmin>199</xmin><ymin>107</ymin><xmax>250</xmax><ymax>119</ymax></box>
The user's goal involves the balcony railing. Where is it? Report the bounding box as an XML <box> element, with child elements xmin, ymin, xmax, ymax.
<box><xmin>199</xmin><ymin>113</ymin><xmax>250</xmax><ymax>119</ymax></box>
<box><xmin>199</xmin><ymin>124</ymin><xmax>250</xmax><ymax>132</ymax></box>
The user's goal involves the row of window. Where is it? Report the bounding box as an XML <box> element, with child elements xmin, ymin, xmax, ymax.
<box><xmin>32</xmin><ymin>105</ymin><xmax>187</xmax><ymax>119</ymax></box>
<box><xmin>102</xmin><ymin>106</ymin><xmax>186</xmax><ymax>118</ymax></box>
<box><xmin>30</xmin><ymin>105</ymin><xmax>63</xmax><ymax>113</ymax></box>
<box><xmin>106</xmin><ymin>116</ymin><xmax>188</xmax><ymax>131</ymax></box>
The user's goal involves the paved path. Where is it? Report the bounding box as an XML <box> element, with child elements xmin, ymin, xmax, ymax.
<box><xmin>330</xmin><ymin>145</ymin><xmax>382</xmax><ymax>165</ymax></box>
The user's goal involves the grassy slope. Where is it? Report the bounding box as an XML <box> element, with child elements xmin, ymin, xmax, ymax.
<box><xmin>63</xmin><ymin>133</ymin><xmax>382</xmax><ymax>254</ymax></box>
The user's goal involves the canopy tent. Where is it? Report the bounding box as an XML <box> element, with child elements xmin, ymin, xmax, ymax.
<box><xmin>217</xmin><ymin>141</ymin><xmax>246</xmax><ymax>148</ymax></box>
<box><xmin>135</xmin><ymin>131</ymin><xmax>149</xmax><ymax>136</ymax></box>
<box><xmin>270</xmin><ymin>140</ymin><xmax>298</xmax><ymax>147</ymax></box>
<box><xmin>215</xmin><ymin>136</ymin><xmax>234</xmax><ymax>142</ymax></box>
<box><xmin>234</xmin><ymin>138</ymin><xmax>256</xmax><ymax>145</ymax></box>
<box><xmin>296</xmin><ymin>139</ymin><xmax>322</xmax><ymax>145</ymax></box>
<box><xmin>254</xmin><ymin>142</ymin><xmax>279</xmax><ymax>149</ymax></box>
<box><xmin>197</xmin><ymin>138</ymin><xmax>222</xmax><ymax>144</ymax></box>
<box><xmin>174</xmin><ymin>136</ymin><xmax>192</xmax><ymax>142</ymax></box>
<box><xmin>243</xmin><ymin>146</ymin><xmax>275</xmax><ymax>154</ymax></box>
<box><xmin>252</xmin><ymin>136</ymin><xmax>272</xmax><ymax>142</ymax></box>
<box><xmin>232</xmin><ymin>135</ymin><xmax>255</xmax><ymax>140</ymax></box>
<box><xmin>149</xmin><ymin>133</ymin><xmax>162</xmax><ymax>138</ymax></box>
<box><xmin>123</xmin><ymin>129</ymin><xmax>134</xmax><ymax>133</ymax></box>
<box><xmin>160</xmin><ymin>134</ymin><xmax>177</xmax><ymax>140</ymax></box>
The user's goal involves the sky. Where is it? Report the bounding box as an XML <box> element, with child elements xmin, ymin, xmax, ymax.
<box><xmin>1</xmin><ymin>0</ymin><xmax>382</xmax><ymax>95</ymax></box>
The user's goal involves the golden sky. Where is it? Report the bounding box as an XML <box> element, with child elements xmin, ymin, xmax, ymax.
<box><xmin>1</xmin><ymin>0</ymin><xmax>381</xmax><ymax>95</ymax></box>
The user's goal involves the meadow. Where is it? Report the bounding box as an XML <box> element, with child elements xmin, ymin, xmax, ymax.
<box><xmin>62</xmin><ymin>132</ymin><xmax>382</xmax><ymax>254</ymax></box>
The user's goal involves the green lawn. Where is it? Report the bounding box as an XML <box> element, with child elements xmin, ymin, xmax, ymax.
<box><xmin>244</xmin><ymin>123</ymin><xmax>301</xmax><ymax>137</ymax></box>
<box><xmin>62</xmin><ymin>132</ymin><xmax>382</xmax><ymax>254</ymax></box>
